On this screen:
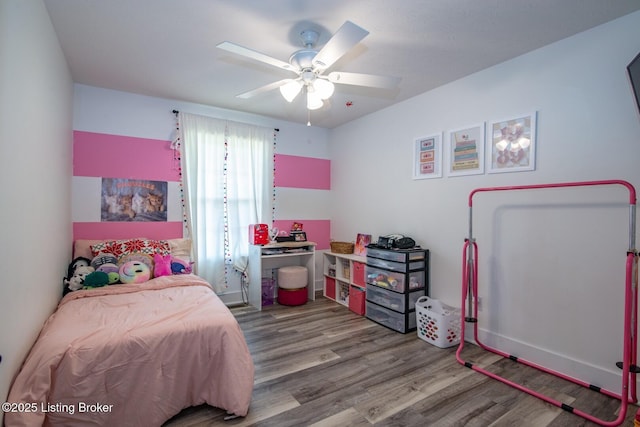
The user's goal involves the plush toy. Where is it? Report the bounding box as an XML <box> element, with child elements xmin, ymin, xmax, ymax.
<box><xmin>171</xmin><ymin>257</ymin><xmax>193</xmax><ymax>275</ymax></box>
<box><xmin>65</xmin><ymin>265</ymin><xmax>95</xmax><ymax>292</ymax></box>
<box><xmin>91</xmin><ymin>252</ymin><xmax>118</xmax><ymax>270</ymax></box>
<box><xmin>97</xmin><ymin>262</ymin><xmax>119</xmax><ymax>274</ymax></box>
<box><xmin>153</xmin><ymin>253</ymin><xmax>172</xmax><ymax>278</ymax></box>
<box><xmin>83</xmin><ymin>271</ymin><xmax>110</xmax><ymax>288</ymax></box>
<box><xmin>119</xmin><ymin>253</ymin><xmax>154</xmax><ymax>276</ymax></box>
<box><xmin>106</xmin><ymin>271</ymin><xmax>121</xmax><ymax>284</ymax></box>
<box><xmin>63</xmin><ymin>256</ymin><xmax>92</xmax><ymax>294</ymax></box>
<box><xmin>119</xmin><ymin>260</ymin><xmax>151</xmax><ymax>284</ymax></box>
<box><xmin>95</xmin><ymin>262</ymin><xmax>120</xmax><ymax>284</ymax></box>
<box><xmin>69</xmin><ymin>257</ymin><xmax>91</xmax><ymax>273</ymax></box>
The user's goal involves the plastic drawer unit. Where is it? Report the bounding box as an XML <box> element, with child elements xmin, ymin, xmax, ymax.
<box><xmin>366</xmin><ymin>256</ymin><xmax>425</xmax><ymax>273</ymax></box>
<box><xmin>366</xmin><ymin>246</ymin><xmax>426</xmax><ymax>263</ymax></box>
<box><xmin>365</xmin><ymin>265</ymin><xmax>424</xmax><ymax>293</ymax></box>
<box><xmin>366</xmin><ymin>283</ymin><xmax>423</xmax><ymax>312</ymax></box>
<box><xmin>365</xmin><ymin>245</ymin><xmax>429</xmax><ymax>334</ymax></box>
<box><xmin>366</xmin><ymin>301</ymin><xmax>417</xmax><ymax>333</ymax></box>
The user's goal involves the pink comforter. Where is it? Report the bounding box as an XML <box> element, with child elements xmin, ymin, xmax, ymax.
<box><xmin>5</xmin><ymin>274</ymin><xmax>254</xmax><ymax>426</ymax></box>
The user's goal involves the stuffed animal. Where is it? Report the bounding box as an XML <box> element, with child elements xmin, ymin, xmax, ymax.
<box><xmin>94</xmin><ymin>257</ymin><xmax>120</xmax><ymax>284</ymax></box>
<box><xmin>153</xmin><ymin>253</ymin><xmax>172</xmax><ymax>278</ymax></box>
<box><xmin>171</xmin><ymin>257</ymin><xmax>193</xmax><ymax>275</ymax></box>
<box><xmin>63</xmin><ymin>257</ymin><xmax>93</xmax><ymax>295</ymax></box>
<box><xmin>118</xmin><ymin>253</ymin><xmax>154</xmax><ymax>276</ymax></box>
<box><xmin>105</xmin><ymin>271</ymin><xmax>121</xmax><ymax>284</ymax></box>
<box><xmin>91</xmin><ymin>252</ymin><xmax>118</xmax><ymax>270</ymax></box>
<box><xmin>96</xmin><ymin>263</ymin><xmax>119</xmax><ymax>279</ymax></box>
<box><xmin>64</xmin><ymin>256</ymin><xmax>91</xmax><ymax>284</ymax></box>
<box><xmin>83</xmin><ymin>271</ymin><xmax>110</xmax><ymax>288</ymax></box>
<box><xmin>119</xmin><ymin>260</ymin><xmax>151</xmax><ymax>284</ymax></box>
<box><xmin>65</xmin><ymin>266</ymin><xmax>95</xmax><ymax>292</ymax></box>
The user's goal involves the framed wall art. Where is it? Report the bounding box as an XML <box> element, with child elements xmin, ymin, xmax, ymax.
<box><xmin>446</xmin><ymin>123</ymin><xmax>485</xmax><ymax>177</ymax></box>
<box><xmin>488</xmin><ymin>112</ymin><xmax>537</xmax><ymax>173</ymax></box>
<box><xmin>101</xmin><ymin>178</ymin><xmax>168</xmax><ymax>222</ymax></box>
<box><xmin>412</xmin><ymin>133</ymin><xmax>443</xmax><ymax>180</ymax></box>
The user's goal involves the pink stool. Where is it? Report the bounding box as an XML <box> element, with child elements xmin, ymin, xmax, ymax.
<box><xmin>277</xmin><ymin>287</ymin><xmax>307</xmax><ymax>306</ymax></box>
<box><xmin>277</xmin><ymin>266</ymin><xmax>308</xmax><ymax>306</ymax></box>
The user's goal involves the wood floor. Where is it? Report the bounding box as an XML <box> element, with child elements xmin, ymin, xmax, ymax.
<box><xmin>164</xmin><ymin>295</ymin><xmax>638</xmax><ymax>427</ymax></box>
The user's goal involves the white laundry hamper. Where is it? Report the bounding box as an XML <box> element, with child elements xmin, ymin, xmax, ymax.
<box><xmin>416</xmin><ymin>296</ymin><xmax>461</xmax><ymax>348</ymax></box>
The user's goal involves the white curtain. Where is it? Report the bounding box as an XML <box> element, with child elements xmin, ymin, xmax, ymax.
<box><xmin>178</xmin><ymin>112</ymin><xmax>273</xmax><ymax>293</ymax></box>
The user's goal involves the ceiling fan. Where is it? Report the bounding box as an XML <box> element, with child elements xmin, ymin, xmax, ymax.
<box><xmin>216</xmin><ymin>21</ymin><xmax>400</xmax><ymax>111</ymax></box>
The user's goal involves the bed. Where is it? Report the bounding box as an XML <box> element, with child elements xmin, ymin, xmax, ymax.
<box><xmin>5</xmin><ymin>238</ymin><xmax>255</xmax><ymax>426</ymax></box>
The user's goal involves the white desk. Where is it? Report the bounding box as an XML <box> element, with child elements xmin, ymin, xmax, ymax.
<box><xmin>248</xmin><ymin>242</ymin><xmax>316</xmax><ymax>310</ymax></box>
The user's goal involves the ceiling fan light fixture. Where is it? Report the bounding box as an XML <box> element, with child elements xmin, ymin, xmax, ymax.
<box><xmin>217</xmin><ymin>21</ymin><xmax>400</xmax><ymax>121</ymax></box>
<box><xmin>313</xmin><ymin>79</ymin><xmax>335</xmax><ymax>100</ymax></box>
<box><xmin>279</xmin><ymin>80</ymin><xmax>303</xmax><ymax>102</ymax></box>
<box><xmin>306</xmin><ymin>90</ymin><xmax>323</xmax><ymax>110</ymax></box>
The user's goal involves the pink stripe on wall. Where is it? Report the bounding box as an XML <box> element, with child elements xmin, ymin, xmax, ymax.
<box><xmin>74</xmin><ymin>131</ymin><xmax>181</xmax><ymax>181</ymax></box>
<box><xmin>74</xmin><ymin>222</ymin><xmax>184</xmax><ymax>241</ymax></box>
<box><xmin>273</xmin><ymin>220</ymin><xmax>331</xmax><ymax>250</ymax></box>
<box><xmin>274</xmin><ymin>154</ymin><xmax>330</xmax><ymax>190</ymax></box>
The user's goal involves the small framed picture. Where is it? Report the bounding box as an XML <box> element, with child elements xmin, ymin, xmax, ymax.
<box><xmin>292</xmin><ymin>231</ymin><xmax>307</xmax><ymax>242</ymax></box>
<box><xmin>487</xmin><ymin>112</ymin><xmax>537</xmax><ymax>173</ymax></box>
<box><xmin>446</xmin><ymin>123</ymin><xmax>485</xmax><ymax>177</ymax></box>
<box><xmin>413</xmin><ymin>133</ymin><xmax>443</xmax><ymax>180</ymax></box>
<box><xmin>354</xmin><ymin>233</ymin><xmax>371</xmax><ymax>256</ymax></box>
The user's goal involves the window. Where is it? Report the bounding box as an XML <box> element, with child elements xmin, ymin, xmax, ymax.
<box><xmin>178</xmin><ymin>112</ymin><xmax>274</xmax><ymax>292</ymax></box>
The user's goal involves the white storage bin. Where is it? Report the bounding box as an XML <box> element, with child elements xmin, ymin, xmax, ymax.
<box><xmin>416</xmin><ymin>296</ymin><xmax>461</xmax><ymax>348</ymax></box>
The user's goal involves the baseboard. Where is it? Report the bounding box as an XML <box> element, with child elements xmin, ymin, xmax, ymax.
<box><xmin>217</xmin><ymin>290</ymin><xmax>247</xmax><ymax>306</ymax></box>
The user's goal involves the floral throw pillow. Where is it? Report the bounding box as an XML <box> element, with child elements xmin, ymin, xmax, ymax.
<box><xmin>90</xmin><ymin>238</ymin><xmax>171</xmax><ymax>259</ymax></box>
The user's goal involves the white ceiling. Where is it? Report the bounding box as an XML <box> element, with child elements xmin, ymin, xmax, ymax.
<box><xmin>44</xmin><ymin>0</ymin><xmax>640</xmax><ymax>129</ymax></box>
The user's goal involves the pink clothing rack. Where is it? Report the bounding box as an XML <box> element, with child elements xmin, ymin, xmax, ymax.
<box><xmin>455</xmin><ymin>180</ymin><xmax>638</xmax><ymax>426</ymax></box>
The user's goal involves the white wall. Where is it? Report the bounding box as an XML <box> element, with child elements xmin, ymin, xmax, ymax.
<box><xmin>330</xmin><ymin>11</ymin><xmax>640</xmax><ymax>392</ymax></box>
<box><xmin>0</xmin><ymin>0</ymin><xmax>74</xmax><ymax>413</ymax></box>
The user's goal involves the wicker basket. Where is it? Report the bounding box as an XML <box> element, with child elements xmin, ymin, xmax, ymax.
<box><xmin>330</xmin><ymin>241</ymin><xmax>354</xmax><ymax>254</ymax></box>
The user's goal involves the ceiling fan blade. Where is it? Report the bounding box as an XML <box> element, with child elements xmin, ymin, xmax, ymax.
<box><xmin>327</xmin><ymin>71</ymin><xmax>400</xmax><ymax>89</ymax></box>
<box><xmin>236</xmin><ymin>79</ymin><xmax>294</xmax><ymax>99</ymax></box>
<box><xmin>312</xmin><ymin>21</ymin><xmax>369</xmax><ymax>70</ymax></box>
<box><xmin>217</xmin><ymin>41</ymin><xmax>294</xmax><ymax>72</ymax></box>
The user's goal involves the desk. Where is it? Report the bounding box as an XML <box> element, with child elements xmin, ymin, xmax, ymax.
<box><xmin>248</xmin><ymin>242</ymin><xmax>316</xmax><ymax>310</ymax></box>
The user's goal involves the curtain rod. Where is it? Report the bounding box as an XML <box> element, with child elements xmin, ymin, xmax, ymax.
<box><xmin>172</xmin><ymin>109</ymin><xmax>279</xmax><ymax>132</ymax></box>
